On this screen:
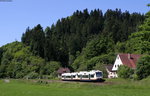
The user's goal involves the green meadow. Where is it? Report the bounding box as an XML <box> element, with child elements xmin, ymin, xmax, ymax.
<box><xmin>0</xmin><ymin>78</ymin><xmax>150</xmax><ymax>96</ymax></box>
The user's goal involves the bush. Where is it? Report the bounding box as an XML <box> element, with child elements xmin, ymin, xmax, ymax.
<box><xmin>118</xmin><ymin>65</ymin><xmax>134</xmax><ymax>79</ymax></box>
<box><xmin>16</xmin><ymin>72</ymin><xmax>24</xmax><ymax>79</ymax></box>
<box><xmin>136</xmin><ymin>55</ymin><xmax>150</xmax><ymax>80</ymax></box>
<box><xmin>44</xmin><ymin>61</ymin><xmax>61</xmax><ymax>75</ymax></box>
<box><xmin>24</xmin><ymin>72</ymin><xmax>39</xmax><ymax>79</ymax></box>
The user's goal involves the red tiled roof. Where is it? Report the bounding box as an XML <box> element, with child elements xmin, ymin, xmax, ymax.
<box><xmin>119</xmin><ymin>53</ymin><xmax>141</xmax><ymax>68</ymax></box>
<box><xmin>105</xmin><ymin>64</ymin><xmax>114</xmax><ymax>72</ymax></box>
<box><xmin>57</xmin><ymin>67</ymin><xmax>70</xmax><ymax>74</ymax></box>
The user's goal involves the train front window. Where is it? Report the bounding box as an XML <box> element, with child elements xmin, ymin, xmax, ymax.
<box><xmin>96</xmin><ymin>72</ymin><xmax>102</xmax><ymax>77</ymax></box>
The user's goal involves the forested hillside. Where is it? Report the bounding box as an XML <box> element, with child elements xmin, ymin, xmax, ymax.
<box><xmin>22</xmin><ymin>9</ymin><xmax>144</xmax><ymax>66</ymax></box>
<box><xmin>0</xmin><ymin>9</ymin><xmax>147</xmax><ymax>78</ymax></box>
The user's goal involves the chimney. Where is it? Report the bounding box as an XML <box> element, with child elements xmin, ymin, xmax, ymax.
<box><xmin>128</xmin><ymin>53</ymin><xmax>131</xmax><ymax>59</ymax></box>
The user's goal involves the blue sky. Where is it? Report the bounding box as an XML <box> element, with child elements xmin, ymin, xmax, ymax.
<box><xmin>0</xmin><ymin>0</ymin><xmax>149</xmax><ymax>47</ymax></box>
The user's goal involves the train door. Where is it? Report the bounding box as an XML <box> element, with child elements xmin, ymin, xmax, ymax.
<box><xmin>88</xmin><ymin>74</ymin><xmax>90</xmax><ymax>80</ymax></box>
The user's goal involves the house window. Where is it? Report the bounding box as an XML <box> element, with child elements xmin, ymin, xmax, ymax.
<box><xmin>117</xmin><ymin>56</ymin><xmax>119</xmax><ymax>59</ymax></box>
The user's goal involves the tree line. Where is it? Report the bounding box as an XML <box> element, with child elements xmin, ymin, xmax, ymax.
<box><xmin>22</xmin><ymin>9</ymin><xmax>144</xmax><ymax>67</ymax></box>
<box><xmin>0</xmin><ymin>8</ymin><xmax>148</xmax><ymax>78</ymax></box>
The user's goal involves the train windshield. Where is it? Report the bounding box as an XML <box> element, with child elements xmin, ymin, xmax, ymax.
<box><xmin>96</xmin><ymin>72</ymin><xmax>102</xmax><ymax>77</ymax></box>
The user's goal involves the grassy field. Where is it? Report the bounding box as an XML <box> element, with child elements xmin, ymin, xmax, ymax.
<box><xmin>0</xmin><ymin>78</ymin><xmax>150</xmax><ymax>96</ymax></box>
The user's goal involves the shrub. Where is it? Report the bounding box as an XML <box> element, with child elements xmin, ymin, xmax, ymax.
<box><xmin>24</xmin><ymin>72</ymin><xmax>39</xmax><ymax>79</ymax></box>
<box><xmin>44</xmin><ymin>61</ymin><xmax>61</xmax><ymax>75</ymax></box>
<box><xmin>118</xmin><ymin>65</ymin><xmax>134</xmax><ymax>79</ymax></box>
<box><xmin>136</xmin><ymin>55</ymin><xmax>150</xmax><ymax>80</ymax></box>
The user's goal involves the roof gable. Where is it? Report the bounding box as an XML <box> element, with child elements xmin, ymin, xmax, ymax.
<box><xmin>57</xmin><ymin>67</ymin><xmax>70</xmax><ymax>74</ymax></box>
<box><xmin>119</xmin><ymin>53</ymin><xmax>141</xmax><ymax>68</ymax></box>
<box><xmin>106</xmin><ymin>64</ymin><xmax>114</xmax><ymax>72</ymax></box>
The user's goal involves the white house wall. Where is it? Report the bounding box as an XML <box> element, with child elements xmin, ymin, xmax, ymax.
<box><xmin>106</xmin><ymin>69</ymin><xmax>117</xmax><ymax>78</ymax></box>
<box><xmin>112</xmin><ymin>55</ymin><xmax>123</xmax><ymax>71</ymax></box>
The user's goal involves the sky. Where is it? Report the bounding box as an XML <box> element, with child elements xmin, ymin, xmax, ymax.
<box><xmin>0</xmin><ymin>0</ymin><xmax>149</xmax><ymax>47</ymax></box>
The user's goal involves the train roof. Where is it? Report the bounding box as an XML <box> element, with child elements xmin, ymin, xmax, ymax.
<box><xmin>62</xmin><ymin>73</ymin><xmax>71</xmax><ymax>76</ymax></box>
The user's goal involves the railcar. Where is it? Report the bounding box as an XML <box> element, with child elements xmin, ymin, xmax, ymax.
<box><xmin>61</xmin><ymin>70</ymin><xmax>103</xmax><ymax>82</ymax></box>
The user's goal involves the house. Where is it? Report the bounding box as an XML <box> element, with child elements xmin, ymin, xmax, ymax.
<box><xmin>105</xmin><ymin>64</ymin><xmax>117</xmax><ymax>78</ymax></box>
<box><xmin>112</xmin><ymin>53</ymin><xmax>141</xmax><ymax>78</ymax></box>
<box><xmin>57</xmin><ymin>67</ymin><xmax>70</xmax><ymax>78</ymax></box>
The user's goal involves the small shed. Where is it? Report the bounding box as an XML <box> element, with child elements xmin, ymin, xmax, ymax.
<box><xmin>57</xmin><ymin>67</ymin><xmax>70</xmax><ymax>78</ymax></box>
<box><xmin>105</xmin><ymin>64</ymin><xmax>117</xmax><ymax>78</ymax></box>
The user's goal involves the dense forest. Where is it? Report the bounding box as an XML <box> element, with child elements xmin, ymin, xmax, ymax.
<box><xmin>0</xmin><ymin>8</ymin><xmax>149</xmax><ymax>78</ymax></box>
<box><xmin>21</xmin><ymin>9</ymin><xmax>144</xmax><ymax>66</ymax></box>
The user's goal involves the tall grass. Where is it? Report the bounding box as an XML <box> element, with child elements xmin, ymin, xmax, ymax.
<box><xmin>0</xmin><ymin>78</ymin><xmax>150</xmax><ymax>96</ymax></box>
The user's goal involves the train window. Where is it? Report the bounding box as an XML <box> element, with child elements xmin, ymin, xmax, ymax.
<box><xmin>72</xmin><ymin>75</ymin><xmax>76</xmax><ymax>78</ymax></box>
<box><xmin>96</xmin><ymin>72</ymin><xmax>102</xmax><ymax>77</ymax></box>
<box><xmin>66</xmin><ymin>76</ymin><xmax>71</xmax><ymax>78</ymax></box>
<box><xmin>82</xmin><ymin>75</ymin><xmax>88</xmax><ymax>78</ymax></box>
<box><xmin>90</xmin><ymin>74</ymin><xmax>94</xmax><ymax>78</ymax></box>
<box><xmin>86</xmin><ymin>75</ymin><xmax>88</xmax><ymax>78</ymax></box>
<box><xmin>78</xmin><ymin>75</ymin><xmax>80</xmax><ymax>78</ymax></box>
<box><xmin>78</xmin><ymin>75</ymin><xmax>81</xmax><ymax>78</ymax></box>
